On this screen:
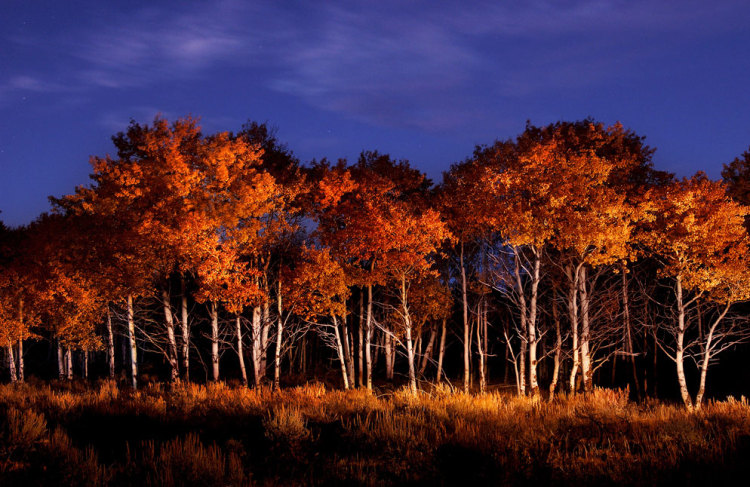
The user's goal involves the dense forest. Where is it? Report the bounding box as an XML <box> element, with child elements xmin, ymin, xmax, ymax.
<box><xmin>2</xmin><ymin>116</ymin><xmax>750</xmax><ymax>412</ymax></box>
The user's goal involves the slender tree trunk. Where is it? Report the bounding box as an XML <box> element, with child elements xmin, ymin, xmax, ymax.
<box><xmin>83</xmin><ymin>348</ymin><xmax>89</xmax><ymax>380</ymax></box>
<box><xmin>332</xmin><ymin>316</ymin><xmax>350</xmax><ymax>390</ymax></box>
<box><xmin>342</xmin><ymin>312</ymin><xmax>355</xmax><ymax>386</ymax></box>
<box><xmin>260</xmin><ymin>298</ymin><xmax>270</xmax><ymax>376</ymax></box>
<box><xmin>385</xmin><ymin>332</ymin><xmax>393</xmax><ymax>381</ymax></box>
<box><xmin>579</xmin><ymin>266</ymin><xmax>593</xmax><ymax>392</ymax></box>
<box><xmin>567</xmin><ymin>265</ymin><xmax>580</xmax><ymax>393</ymax></box>
<box><xmin>695</xmin><ymin>304</ymin><xmax>731</xmax><ymax>409</ymax></box>
<box><xmin>106</xmin><ymin>306</ymin><xmax>116</xmax><ymax>379</ymax></box>
<box><xmin>437</xmin><ymin>318</ymin><xmax>447</xmax><ymax>383</ymax></box>
<box><xmin>365</xmin><ymin>283</ymin><xmax>373</xmax><ymax>390</ymax></box>
<box><xmin>274</xmin><ymin>281</ymin><xmax>283</xmax><ymax>390</ymax></box>
<box><xmin>65</xmin><ymin>347</ymin><xmax>73</xmax><ymax>380</ymax></box>
<box><xmin>7</xmin><ymin>342</ymin><xmax>17</xmax><ymax>383</ymax></box>
<box><xmin>180</xmin><ymin>276</ymin><xmax>190</xmax><ymax>382</ymax></box>
<box><xmin>210</xmin><ymin>301</ymin><xmax>220</xmax><ymax>382</ymax></box>
<box><xmin>57</xmin><ymin>339</ymin><xmax>65</xmax><ymax>380</ymax></box>
<box><xmin>401</xmin><ymin>276</ymin><xmax>418</xmax><ymax>394</ymax></box>
<box><xmin>358</xmin><ymin>290</ymin><xmax>364</xmax><ymax>387</ymax></box>
<box><xmin>549</xmin><ymin>291</ymin><xmax>561</xmax><ymax>400</ymax></box>
<box><xmin>675</xmin><ymin>275</ymin><xmax>693</xmax><ymax>409</ymax></box>
<box><xmin>236</xmin><ymin>315</ymin><xmax>248</xmax><ymax>386</ymax></box>
<box><xmin>460</xmin><ymin>240</ymin><xmax>470</xmax><ymax>393</ymax></box>
<box><xmin>17</xmin><ymin>339</ymin><xmax>24</xmax><ymax>383</ymax></box>
<box><xmin>527</xmin><ymin>249</ymin><xmax>541</xmax><ymax>396</ymax></box>
<box><xmin>419</xmin><ymin>324</ymin><xmax>437</xmax><ymax>375</ymax></box>
<box><xmin>621</xmin><ymin>263</ymin><xmax>639</xmax><ymax>399</ymax></box>
<box><xmin>251</xmin><ymin>306</ymin><xmax>263</xmax><ymax>387</ymax></box>
<box><xmin>127</xmin><ymin>294</ymin><xmax>137</xmax><ymax>389</ymax></box>
<box><xmin>514</xmin><ymin>249</ymin><xmax>529</xmax><ymax>396</ymax></box>
<box><xmin>476</xmin><ymin>314</ymin><xmax>486</xmax><ymax>393</ymax></box>
<box><xmin>15</xmin><ymin>300</ymin><xmax>23</xmax><ymax>382</ymax></box>
<box><xmin>161</xmin><ymin>288</ymin><xmax>179</xmax><ymax>382</ymax></box>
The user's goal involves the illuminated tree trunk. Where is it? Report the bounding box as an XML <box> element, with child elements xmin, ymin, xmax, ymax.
<box><xmin>16</xmin><ymin>300</ymin><xmax>23</xmax><ymax>382</ymax></box>
<box><xmin>579</xmin><ymin>267</ymin><xmax>592</xmax><ymax>393</ymax></box>
<box><xmin>695</xmin><ymin>303</ymin><xmax>731</xmax><ymax>409</ymax></box>
<box><xmin>460</xmin><ymin>241</ymin><xmax>470</xmax><ymax>393</ymax></box>
<box><xmin>436</xmin><ymin>318</ymin><xmax>447</xmax><ymax>383</ymax></box>
<box><xmin>65</xmin><ymin>347</ymin><xmax>73</xmax><ymax>380</ymax></box>
<box><xmin>106</xmin><ymin>306</ymin><xmax>116</xmax><ymax>379</ymax></box>
<box><xmin>385</xmin><ymin>332</ymin><xmax>394</xmax><ymax>380</ymax></box>
<box><xmin>17</xmin><ymin>339</ymin><xmax>24</xmax><ymax>383</ymax></box>
<box><xmin>358</xmin><ymin>291</ymin><xmax>364</xmax><ymax>387</ymax></box>
<box><xmin>401</xmin><ymin>276</ymin><xmax>418</xmax><ymax>394</ymax></box>
<box><xmin>476</xmin><ymin>315</ymin><xmax>486</xmax><ymax>393</ymax></box>
<box><xmin>274</xmin><ymin>282</ymin><xmax>283</xmax><ymax>390</ymax></box>
<box><xmin>180</xmin><ymin>276</ymin><xmax>190</xmax><ymax>382</ymax></box>
<box><xmin>675</xmin><ymin>275</ymin><xmax>692</xmax><ymax>409</ymax></box>
<box><xmin>566</xmin><ymin>265</ymin><xmax>580</xmax><ymax>393</ymax></box>
<box><xmin>57</xmin><ymin>339</ymin><xmax>65</xmax><ymax>380</ymax></box>
<box><xmin>251</xmin><ymin>306</ymin><xmax>263</xmax><ymax>387</ymax></box>
<box><xmin>161</xmin><ymin>288</ymin><xmax>179</xmax><ymax>382</ymax></box>
<box><xmin>549</xmin><ymin>291</ymin><xmax>561</xmax><ymax>400</ymax></box>
<box><xmin>83</xmin><ymin>348</ymin><xmax>88</xmax><ymax>380</ymax></box>
<box><xmin>127</xmin><ymin>294</ymin><xmax>138</xmax><ymax>389</ymax></box>
<box><xmin>342</xmin><ymin>312</ymin><xmax>355</xmax><ymax>387</ymax></box>
<box><xmin>332</xmin><ymin>315</ymin><xmax>350</xmax><ymax>390</ymax></box>
<box><xmin>419</xmin><ymin>324</ymin><xmax>437</xmax><ymax>375</ymax></box>
<box><xmin>365</xmin><ymin>283</ymin><xmax>374</xmax><ymax>390</ymax></box>
<box><xmin>621</xmin><ymin>263</ymin><xmax>640</xmax><ymax>398</ymax></box>
<box><xmin>527</xmin><ymin>250</ymin><xmax>541</xmax><ymax>396</ymax></box>
<box><xmin>513</xmin><ymin>249</ymin><xmax>528</xmax><ymax>396</ymax></box>
<box><xmin>210</xmin><ymin>301</ymin><xmax>220</xmax><ymax>382</ymax></box>
<box><xmin>261</xmin><ymin>299</ymin><xmax>270</xmax><ymax>377</ymax></box>
<box><xmin>7</xmin><ymin>341</ymin><xmax>17</xmax><ymax>383</ymax></box>
<box><xmin>236</xmin><ymin>315</ymin><xmax>248</xmax><ymax>387</ymax></box>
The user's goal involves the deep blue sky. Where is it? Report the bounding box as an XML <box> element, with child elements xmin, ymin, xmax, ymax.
<box><xmin>2</xmin><ymin>1</ymin><xmax>750</xmax><ymax>226</ymax></box>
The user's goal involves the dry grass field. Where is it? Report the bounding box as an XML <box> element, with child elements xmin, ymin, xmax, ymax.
<box><xmin>1</xmin><ymin>381</ymin><xmax>749</xmax><ymax>485</ymax></box>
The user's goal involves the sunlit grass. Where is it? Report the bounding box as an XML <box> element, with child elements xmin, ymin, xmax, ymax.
<box><xmin>0</xmin><ymin>381</ymin><xmax>749</xmax><ymax>485</ymax></box>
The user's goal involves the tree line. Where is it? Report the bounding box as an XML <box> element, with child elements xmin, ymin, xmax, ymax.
<box><xmin>2</xmin><ymin>117</ymin><xmax>750</xmax><ymax>410</ymax></box>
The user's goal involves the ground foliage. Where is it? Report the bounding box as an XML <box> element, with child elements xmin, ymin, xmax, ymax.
<box><xmin>0</xmin><ymin>381</ymin><xmax>749</xmax><ymax>486</ymax></box>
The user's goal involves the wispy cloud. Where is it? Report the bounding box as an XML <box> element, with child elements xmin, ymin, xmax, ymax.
<box><xmin>3</xmin><ymin>0</ymin><xmax>748</xmax><ymax>129</ymax></box>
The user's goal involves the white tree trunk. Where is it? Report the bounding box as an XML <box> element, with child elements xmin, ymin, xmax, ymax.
<box><xmin>358</xmin><ymin>291</ymin><xmax>364</xmax><ymax>387</ymax></box>
<box><xmin>17</xmin><ymin>339</ymin><xmax>24</xmax><ymax>383</ymax></box>
<box><xmin>236</xmin><ymin>315</ymin><xmax>248</xmax><ymax>386</ymax></box>
<box><xmin>549</xmin><ymin>292</ymin><xmax>561</xmax><ymax>400</ymax></box>
<box><xmin>180</xmin><ymin>277</ymin><xmax>190</xmax><ymax>382</ymax></box>
<box><xmin>365</xmin><ymin>284</ymin><xmax>373</xmax><ymax>390</ymax></box>
<box><xmin>527</xmin><ymin>250</ymin><xmax>540</xmax><ymax>396</ymax></box>
<box><xmin>210</xmin><ymin>301</ymin><xmax>220</xmax><ymax>382</ymax></box>
<box><xmin>65</xmin><ymin>347</ymin><xmax>73</xmax><ymax>380</ymax></box>
<box><xmin>513</xmin><ymin>249</ymin><xmax>528</xmax><ymax>396</ymax></box>
<box><xmin>332</xmin><ymin>316</ymin><xmax>350</xmax><ymax>390</ymax></box>
<box><xmin>162</xmin><ymin>288</ymin><xmax>179</xmax><ymax>382</ymax></box>
<box><xmin>675</xmin><ymin>275</ymin><xmax>692</xmax><ymax>409</ymax></box>
<box><xmin>251</xmin><ymin>306</ymin><xmax>263</xmax><ymax>387</ymax></box>
<box><xmin>460</xmin><ymin>241</ymin><xmax>470</xmax><ymax>393</ymax></box>
<box><xmin>274</xmin><ymin>282</ymin><xmax>283</xmax><ymax>390</ymax></box>
<box><xmin>695</xmin><ymin>304</ymin><xmax>730</xmax><ymax>409</ymax></box>
<box><xmin>127</xmin><ymin>294</ymin><xmax>138</xmax><ymax>389</ymax></box>
<box><xmin>419</xmin><ymin>325</ymin><xmax>437</xmax><ymax>375</ymax></box>
<box><xmin>57</xmin><ymin>339</ymin><xmax>65</xmax><ymax>380</ymax></box>
<box><xmin>7</xmin><ymin>342</ymin><xmax>17</xmax><ymax>383</ymax></box>
<box><xmin>567</xmin><ymin>265</ymin><xmax>580</xmax><ymax>393</ymax></box>
<box><xmin>106</xmin><ymin>306</ymin><xmax>116</xmax><ymax>379</ymax></box>
<box><xmin>401</xmin><ymin>276</ymin><xmax>417</xmax><ymax>394</ymax></box>
<box><xmin>437</xmin><ymin>318</ymin><xmax>447</xmax><ymax>383</ymax></box>
<box><xmin>579</xmin><ymin>266</ymin><xmax>592</xmax><ymax>392</ymax></box>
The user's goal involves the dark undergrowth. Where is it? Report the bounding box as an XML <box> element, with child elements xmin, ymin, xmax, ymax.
<box><xmin>1</xmin><ymin>380</ymin><xmax>749</xmax><ymax>486</ymax></box>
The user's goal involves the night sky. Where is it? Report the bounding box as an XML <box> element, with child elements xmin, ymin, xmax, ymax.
<box><xmin>2</xmin><ymin>0</ymin><xmax>750</xmax><ymax>227</ymax></box>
